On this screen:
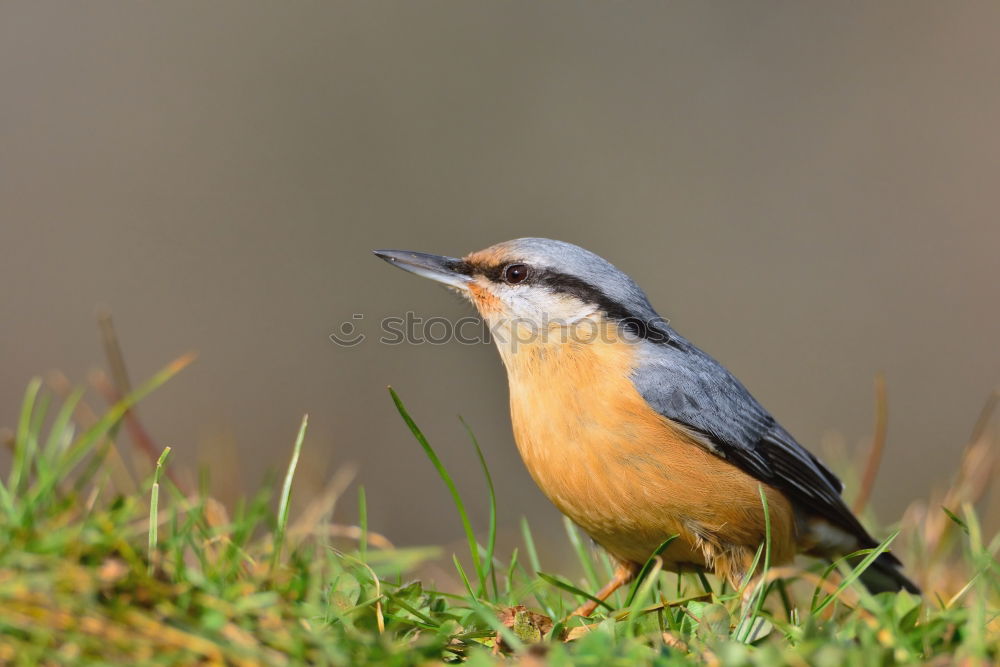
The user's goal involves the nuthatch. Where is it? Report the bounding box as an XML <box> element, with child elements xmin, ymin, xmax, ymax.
<box><xmin>375</xmin><ymin>238</ymin><xmax>918</xmax><ymax>615</ymax></box>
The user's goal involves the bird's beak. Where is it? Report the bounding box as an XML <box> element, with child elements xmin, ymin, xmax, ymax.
<box><xmin>373</xmin><ymin>249</ymin><xmax>472</xmax><ymax>291</ymax></box>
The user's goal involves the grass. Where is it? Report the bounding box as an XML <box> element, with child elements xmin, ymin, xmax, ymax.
<box><xmin>0</xmin><ymin>355</ymin><xmax>997</xmax><ymax>665</ymax></box>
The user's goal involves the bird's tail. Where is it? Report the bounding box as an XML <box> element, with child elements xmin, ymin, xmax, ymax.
<box><xmin>856</xmin><ymin>552</ymin><xmax>921</xmax><ymax>595</ymax></box>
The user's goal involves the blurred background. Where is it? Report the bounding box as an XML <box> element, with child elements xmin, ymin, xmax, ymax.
<box><xmin>2</xmin><ymin>2</ymin><xmax>998</xmax><ymax>565</ymax></box>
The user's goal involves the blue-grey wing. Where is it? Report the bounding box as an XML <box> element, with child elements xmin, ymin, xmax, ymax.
<box><xmin>632</xmin><ymin>335</ymin><xmax>883</xmax><ymax>553</ymax></box>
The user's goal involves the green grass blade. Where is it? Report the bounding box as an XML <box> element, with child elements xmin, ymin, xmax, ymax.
<box><xmin>809</xmin><ymin>559</ymin><xmax>840</xmax><ymax>611</ymax></box>
<box><xmin>389</xmin><ymin>388</ymin><xmax>485</xmax><ymax>595</ymax></box>
<box><xmin>537</xmin><ymin>571</ymin><xmax>613</xmax><ymax>612</ymax></box>
<box><xmin>696</xmin><ymin>570</ymin><xmax>714</xmax><ymax>595</ymax></box>
<box><xmin>461</xmin><ymin>415</ymin><xmax>497</xmax><ymax>600</ymax></box>
<box><xmin>505</xmin><ymin>547</ymin><xmax>520</xmax><ymax>601</ymax></box>
<box><xmin>520</xmin><ymin>516</ymin><xmax>542</xmax><ymax>575</ymax></box>
<box><xmin>962</xmin><ymin>501</ymin><xmax>982</xmax><ymax>553</ymax></box>
<box><xmin>0</xmin><ymin>471</ymin><xmax>12</xmax><ymax>518</ymax></box>
<box><xmin>563</xmin><ymin>516</ymin><xmax>600</xmax><ymax>591</ymax></box>
<box><xmin>812</xmin><ymin>529</ymin><xmax>900</xmax><ymax>615</ymax></box>
<box><xmin>25</xmin><ymin>392</ymin><xmax>51</xmax><ymax>485</ymax></box>
<box><xmin>386</xmin><ymin>592</ymin><xmax>440</xmax><ymax>628</ymax></box>
<box><xmin>9</xmin><ymin>377</ymin><xmax>43</xmax><ymax>499</ymax></box>
<box><xmin>942</xmin><ymin>506</ymin><xmax>969</xmax><ymax>534</ymax></box>
<box><xmin>358</xmin><ymin>484</ymin><xmax>368</xmax><ymax>563</ymax></box>
<box><xmin>624</xmin><ymin>555</ymin><xmax>665</xmax><ymax>635</ymax></box>
<box><xmin>961</xmin><ymin>503</ymin><xmax>988</xmax><ymax>658</ymax></box>
<box><xmin>271</xmin><ymin>414</ymin><xmax>308</xmax><ymax>571</ymax></box>
<box><xmin>736</xmin><ymin>485</ymin><xmax>773</xmax><ymax>642</ymax></box>
<box><xmin>625</xmin><ymin>535</ymin><xmax>678</xmax><ymax>607</ymax></box>
<box><xmin>148</xmin><ymin>446</ymin><xmax>171</xmax><ymax>575</ymax></box>
<box><xmin>738</xmin><ymin>543</ymin><xmax>766</xmax><ymax>595</ymax></box>
<box><xmin>452</xmin><ymin>554</ymin><xmax>478</xmax><ymax>603</ymax></box>
<box><xmin>42</xmin><ymin>386</ymin><xmax>84</xmax><ymax>457</ymax></box>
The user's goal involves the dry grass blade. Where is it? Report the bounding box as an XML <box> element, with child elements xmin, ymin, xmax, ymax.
<box><xmin>287</xmin><ymin>463</ymin><xmax>358</xmax><ymax>541</ymax></box>
<box><xmin>321</xmin><ymin>525</ymin><xmax>395</xmax><ymax>550</ymax></box>
<box><xmin>854</xmin><ymin>373</ymin><xmax>888</xmax><ymax>513</ymax></box>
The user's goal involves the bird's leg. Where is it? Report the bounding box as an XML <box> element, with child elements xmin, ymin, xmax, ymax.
<box><xmin>569</xmin><ymin>562</ymin><xmax>638</xmax><ymax>618</ymax></box>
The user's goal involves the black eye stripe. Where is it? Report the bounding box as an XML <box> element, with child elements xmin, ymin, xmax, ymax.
<box><xmin>535</xmin><ymin>270</ymin><xmax>672</xmax><ymax>345</ymax></box>
<box><xmin>468</xmin><ymin>261</ymin><xmax>673</xmax><ymax>344</ymax></box>
<box><xmin>477</xmin><ymin>262</ymin><xmax>511</xmax><ymax>282</ymax></box>
<box><xmin>446</xmin><ymin>259</ymin><xmax>474</xmax><ymax>275</ymax></box>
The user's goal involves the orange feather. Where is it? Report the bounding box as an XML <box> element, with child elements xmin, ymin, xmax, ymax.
<box><xmin>502</xmin><ymin>320</ymin><xmax>797</xmax><ymax>585</ymax></box>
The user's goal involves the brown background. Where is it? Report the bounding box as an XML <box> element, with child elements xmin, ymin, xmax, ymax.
<box><xmin>2</xmin><ymin>2</ymin><xmax>998</xmax><ymax>557</ymax></box>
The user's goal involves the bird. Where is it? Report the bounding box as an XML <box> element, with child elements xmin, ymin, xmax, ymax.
<box><xmin>374</xmin><ymin>238</ymin><xmax>919</xmax><ymax>615</ymax></box>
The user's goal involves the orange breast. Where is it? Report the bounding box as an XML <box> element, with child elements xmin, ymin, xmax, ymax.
<box><xmin>502</xmin><ymin>322</ymin><xmax>797</xmax><ymax>584</ymax></box>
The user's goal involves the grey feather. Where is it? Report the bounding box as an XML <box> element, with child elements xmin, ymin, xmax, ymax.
<box><xmin>630</xmin><ymin>333</ymin><xmax>881</xmax><ymax>548</ymax></box>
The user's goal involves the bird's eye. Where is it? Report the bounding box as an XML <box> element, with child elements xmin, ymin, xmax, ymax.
<box><xmin>502</xmin><ymin>263</ymin><xmax>529</xmax><ymax>285</ymax></box>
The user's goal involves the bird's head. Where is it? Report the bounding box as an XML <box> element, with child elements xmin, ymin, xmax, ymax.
<box><xmin>374</xmin><ymin>238</ymin><xmax>669</xmax><ymax>354</ymax></box>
